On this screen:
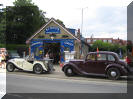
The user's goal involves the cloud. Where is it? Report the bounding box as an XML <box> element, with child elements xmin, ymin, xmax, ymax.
<box><xmin>1</xmin><ymin>0</ymin><xmax>131</xmax><ymax>40</ymax></box>
<box><xmin>80</xmin><ymin>6</ymin><xmax>127</xmax><ymax>40</ymax></box>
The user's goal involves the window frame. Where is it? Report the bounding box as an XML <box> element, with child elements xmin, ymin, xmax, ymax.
<box><xmin>86</xmin><ymin>53</ymin><xmax>96</xmax><ymax>61</ymax></box>
<box><xmin>107</xmin><ymin>54</ymin><xmax>116</xmax><ymax>62</ymax></box>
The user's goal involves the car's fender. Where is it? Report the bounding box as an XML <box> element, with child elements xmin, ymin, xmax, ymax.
<box><xmin>33</xmin><ymin>61</ymin><xmax>47</xmax><ymax>71</ymax></box>
<box><xmin>105</xmin><ymin>64</ymin><xmax>128</xmax><ymax>75</ymax></box>
<box><xmin>62</xmin><ymin>62</ymin><xmax>83</xmax><ymax>75</ymax></box>
<box><xmin>7</xmin><ymin>59</ymin><xmax>23</xmax><ymax>70</ymax></box>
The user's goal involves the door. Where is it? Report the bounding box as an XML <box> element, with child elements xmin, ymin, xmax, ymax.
<box><xmin>83</xmin><ymin>53</ymin><xmax>97</xmax><ymax>73</ymax></box>
<box><xmin>23</xmin><ymin>60</ymin><xmax>33</xmax><ymax>71</ymax></box>
<box><xmin>15</xmin><ymin>59</ymin><xmax>24</xmax><ymax>69</ymax></box>
<box><xmin>94</xmin><ymin>53</ymin><xmax>107</xmax><ymax>74</ymax></box>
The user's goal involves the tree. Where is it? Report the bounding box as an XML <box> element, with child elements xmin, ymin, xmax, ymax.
<box><xmin>0</xmin><ymin>6</ymin><xmax>6</xmax><ymax>44</ymax></box>
<box><xmin>6</xmin><ymin>0</ymin><xmax>46</xmax><ymax>44</ymax></box>
<box><xmin>91</xmin><ymin>40</ymin><xmax>126</xmax><ymax>58</ymax></box>
<box><xmin>13</xmin><ymin>0</ymin><xmax>34</xmax><ymax>6</ymax></box>
<box><xmin>56</xmin><ymin>19</ymin><xmax>65</xmax><ymax>27</ymax></box>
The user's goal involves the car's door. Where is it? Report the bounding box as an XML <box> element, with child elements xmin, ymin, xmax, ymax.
<box><xmin>22</xmin><ymin>56</ymin><xmax>34</xmax><ymax>71</ymax></box>
<box><xmin>83</xmin><ymin>53</ymin><xmax>97</xmax><ymax>73</ymax></box>
<box><xmin>94</xmin><ymin>53</ymin><xmax>107</xmax><ymax>74</ymax></box>
<box><xmin>15</xmin><ymin>59</ymin><xmax>24</xmax><ymax>68</ymax></box>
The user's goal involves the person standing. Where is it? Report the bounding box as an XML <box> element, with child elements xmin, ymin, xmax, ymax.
<box><xmin>1</xmin><ymin>53</ymin><xmax>6</xmax><ymax>69</ymax></box>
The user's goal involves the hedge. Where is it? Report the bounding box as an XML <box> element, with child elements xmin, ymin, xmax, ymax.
<box><xmin>0</xmin><ymin>44</ymin><xmax>6</xmax><ymax>48</ymax></box>
<box><xmin>0</xmin><ymin>44</ymin><xmax>29</xmax><ymax>50</ymax></box>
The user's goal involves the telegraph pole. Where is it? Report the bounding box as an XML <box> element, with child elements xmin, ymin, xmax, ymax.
<box><xmin>81</xmin><ymin>8</ymin><xmax>83</xmax><ymax>35</ymax></box>
<box><xmin>81</xmin><ymin>7</ymin><xmax>88</xmax><ymax>36</ymax></box>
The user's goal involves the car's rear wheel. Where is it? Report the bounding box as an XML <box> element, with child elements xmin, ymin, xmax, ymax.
<box><xmin>33</xmin><ymin>64</ymin><xmax>43</xmax><ymax>74</ymax></box>
<box><xmin>6</xmin><ymin>62</ymin><xmax>15</xmax><ymax>72</ymax></box>
<box><xmin>64</xmin><ymin>67</ymin><xmax>74</xmax><ymax>77</ymax></box>
<box><xmin>107</xmin><ymin>67</ymin><xmax>120</xmax><ymax>80</ymax></box>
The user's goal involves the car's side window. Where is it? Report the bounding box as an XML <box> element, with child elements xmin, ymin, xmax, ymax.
<box><xmin>97</xmin><ymin>54</ymin><xmax>106</xmax><ymax>60</ymax></box>
<box><xmin>108</xmin><ymin>54</ymin><xmax>115</xmax><ymax>61</ymax></box>
<box><xmin>87</xmin><ymin>54</ymin><xmax>95</xmax><ymax>60</ymax></box>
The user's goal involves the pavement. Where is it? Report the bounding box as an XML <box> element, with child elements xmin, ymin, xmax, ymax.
<box><xmin>0</xmin><ymin>68</ymin><xmax>6</xmax><ymax>99</ymax></box>
<box><xmin>0</xmin><ymin>68</ymin><xmax>6</xmax><ymax>73</ymax></box>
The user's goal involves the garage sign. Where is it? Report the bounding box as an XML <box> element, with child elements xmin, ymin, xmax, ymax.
<box><xmin>45</xmin><ymin>26</ymin><xmax>60</xmax><ymax>34</ymax></box>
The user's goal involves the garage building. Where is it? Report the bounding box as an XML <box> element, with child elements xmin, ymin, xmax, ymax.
<box><xmin>26</xmin><ymin>18</ymin><xmax>89</xmax><ymax>64</ymax></box>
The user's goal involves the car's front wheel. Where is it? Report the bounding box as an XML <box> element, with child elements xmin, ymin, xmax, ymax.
<box><xmin>64</xmin><ymin>67</ymin><xmax>74</xmax><ymax>77</ymax></box>
<box><xmin>33</xmin><ymin>64</ymin><xmax>43</xmax><ymax>74</ymax></box>
<box><xmin>6</xmin><ymin>62</ymin><xmax>15</xmax><ymax>72</ymax></box>
<box><xmin>107</xmin><ymin>67</ymin><xmax>120</xmax><ymax>80</ymax></box>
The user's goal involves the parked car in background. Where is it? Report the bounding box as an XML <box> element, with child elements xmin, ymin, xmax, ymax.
<box><xmin>62</xmin><ymin>51</ymin><xmax>131</xmax><ymax>80</ymax></box>
<box><xmin>8</xmin><ymin>52</ymin><xmax>20</xmax><ymax>59</ymax></box>
<box><xmin>6</xmin><ymin>55</ymin><xmax>54</xmax><ymax>74</ymax></box>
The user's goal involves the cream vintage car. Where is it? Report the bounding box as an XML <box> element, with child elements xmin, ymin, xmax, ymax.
<box><xmin>6</xmin><ymin>55</ymin><xmax>54</xmax><ymax>74</ymax></box>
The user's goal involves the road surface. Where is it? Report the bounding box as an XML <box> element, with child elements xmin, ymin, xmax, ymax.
<box><xmin>6</xmin><ymin>73</ymin><xmax>127</xmax><ymax>93</ymax></box>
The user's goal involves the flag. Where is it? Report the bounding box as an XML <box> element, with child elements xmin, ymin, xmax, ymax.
<box><xmin>132</xmin><ymin>47</ymin><xmax>133</xmax><ymax>56</ymax></box>
<box><xmin>97</xmin><ymin>47</ymin><xmax>99</xmax><ymax>57</ymax></box>
<box><xmin>119</xmin><ymin>49</ymin><xmax>122</xmax><ymax>59</ymax></box>
<box><xmin>97</xmin><ymin>47</ymin><xmax>99</xmax><ymax>53</ymax></box>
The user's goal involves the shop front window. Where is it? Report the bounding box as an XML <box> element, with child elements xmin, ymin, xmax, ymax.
<box><xmin>64</xmin><ymin>47</ymin><xmax>70</xmax><ymax>51</ymax></box>
<box><xmin>35</xmin><ymin>47</ymin><xmax>39</xmax><ymax>57</ymax></box>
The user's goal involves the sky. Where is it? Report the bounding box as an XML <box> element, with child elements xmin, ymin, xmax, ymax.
<box><xmin>0</xmin><ymin>0</ymin><xmax>133</xmax><ymax>40</ymax></box>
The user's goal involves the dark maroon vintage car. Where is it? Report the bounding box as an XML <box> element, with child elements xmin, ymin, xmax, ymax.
<box><xmin>62</xmin><ymin>51</ymin><xmax>131</xmax><ymax>80</ymax></box>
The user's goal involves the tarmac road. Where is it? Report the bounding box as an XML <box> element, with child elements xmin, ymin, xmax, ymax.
<box><xmin>6</xmin><ymin>72</ymin><xmax>127</xmax><ymax>93</ymax></box>
<box><xmin>2</xmin><ymin>67</ymin><xmax>132</xmax><ymax>99</ymax></box>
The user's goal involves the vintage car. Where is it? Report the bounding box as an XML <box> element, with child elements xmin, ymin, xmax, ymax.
<box><xmin>62</xmin><ymin>51</ymin><xmax>131</xmax><ymax>80</ymax></box>
<box><xmin>6</xmin><ymin>55</ymin><xmax>54</xmax><ymax>74</ymax></box>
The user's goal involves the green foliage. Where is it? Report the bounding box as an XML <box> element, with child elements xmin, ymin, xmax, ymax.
<box><xmin>13</xmin><ymin>0</ymin><xmax>34</xmax><ymax>6</ymax></box>
<box><xmin>0</xmin><ymin>7</ymin><xmax>6</xmax><ymax>44</ymax></box>
<box><xmin>0</xmin><ymin>44</ymin><xmax>6</xmax><ymax>48</ymax></box>
<box><xmin>91</xmin><ymin>40</ymin><xmax>127</xmax><ymax>58</ymax></box>
<box><xmin>56</xmin><ymin>19</ymin><xmax>65</xmax><ymax>27</ymax></box>
<box><xmin>6</xmin><ymin>0</ymin><xmax>46</xmax><ymax>44</ymax></box>
<box><xmin>127</xmin><ymin>44</ymin><xmax>132</xmax><ymax>52</ymax></box>
<box><xmin>0</xmin><ymin>44</ymin><xmax>28</xmax><ymax>51</ymax></box>
<box><xmin>6</xmin><ymin>44</ymin><xmax>28</xmax><ymax>50</ymax></box>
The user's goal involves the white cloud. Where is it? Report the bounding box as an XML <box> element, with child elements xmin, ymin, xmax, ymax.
<box><xmin>1</xmin><ymin>0</ymin><xmax>132</xmax><ymax>40</ymax></box>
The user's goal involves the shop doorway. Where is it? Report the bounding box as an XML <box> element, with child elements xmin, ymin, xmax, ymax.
<box><xmin>44</xmin><ymin>42</ymin><xmax>61</xmax><ymax>64</ymax></box>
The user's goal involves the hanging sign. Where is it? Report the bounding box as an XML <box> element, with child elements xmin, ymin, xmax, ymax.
<box><xmin>63</xmin><ymin>40</ymin><xmax>74</xmax><ymax>47</ymax></box>
<box><xmin>31</xmin><ymin>41</ymin><xmax>43</xmax><ymax>47</ymax></box>
<box><xmin>45</xmin><ymin>26</ymin><xmax>60</xmax><ymax>34</ymax></box>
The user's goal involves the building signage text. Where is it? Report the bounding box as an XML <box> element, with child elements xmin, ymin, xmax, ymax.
<box><xmin>45</xmin><ymin>26</ymin><xmax>60</xmax><ymax>34</ymax></box>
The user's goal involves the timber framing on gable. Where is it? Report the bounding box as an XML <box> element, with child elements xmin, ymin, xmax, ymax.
<box><xmin>26</xmin><ymin>18</ymin><xmax>80</xmax><ymax>44</ymax></box>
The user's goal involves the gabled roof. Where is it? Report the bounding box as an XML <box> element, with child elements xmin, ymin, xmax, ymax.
<box><xmin>26</xmin><ymin>18</ymin><xmax>80</xmax><ymax>44</ymax></box>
